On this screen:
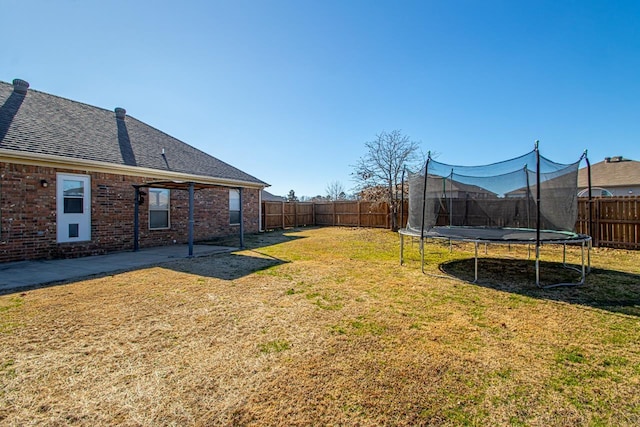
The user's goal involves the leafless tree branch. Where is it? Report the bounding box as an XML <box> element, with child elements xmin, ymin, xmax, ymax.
<box><xmin>351</xmin><ymin>130</ymin><xmax>422</xmax><ymax>230</ymax></box>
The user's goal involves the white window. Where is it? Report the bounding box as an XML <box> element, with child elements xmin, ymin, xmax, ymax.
<box><xmin>149</xmin><ymin>188</ymin><xmax>170</xmax><ymax>229</ymax></box>
<box><xmin>229</xmin><ymin>189</ymin><xmax>240</xmax><ymax>224</ymax></box>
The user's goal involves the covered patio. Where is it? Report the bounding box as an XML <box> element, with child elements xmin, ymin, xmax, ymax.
<box><xmin>133</xmin><ymin>181</ymin><xmax>246</xmax><ymax>257</ymax></box>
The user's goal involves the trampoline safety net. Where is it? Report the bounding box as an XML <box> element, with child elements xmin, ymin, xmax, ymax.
<box><xmin>405</xmin><ymin>148</ymin><xmax>584</xmax><ymax>236</ymax></box>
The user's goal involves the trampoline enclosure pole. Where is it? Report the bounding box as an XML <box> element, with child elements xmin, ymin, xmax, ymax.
<box><xmin>420</xmin><ymin>156</ymin><xmax>430</xmax><ymax>241</ymax></box>
<box><xmin>535</xmin><ymin>141</ymin><xmax>541</xmax><ymax>287</ymax></box>
<box><xmin>585</xmin><ymin>153</ymin><xmax>593</xmax><ymax>242</ymax></box>
<box><xmin>400</xmin><ymin>169</ymin><xmax>404</xmax><ymax>228</ymax></box>
<box><xmin>420</xmin><ymin>156</ymin><xmax>431</xmax><ymax>274</ymax></box>
<box><xmin>524</xmin><ymin>165</ymin><xmax>531</xmax><ymax>229</ymax></box>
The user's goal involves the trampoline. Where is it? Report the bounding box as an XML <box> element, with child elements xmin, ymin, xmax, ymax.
<box><xmin>399</xmin><ymin>142</ymin><xmax>593</xmax><ymax>288</ymax></box>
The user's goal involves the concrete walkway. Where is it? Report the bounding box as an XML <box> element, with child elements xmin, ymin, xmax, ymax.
<box><xmin>0</xmin><ymin>244</ymin><xmax>236</xmax><ymax>293</ymax></box>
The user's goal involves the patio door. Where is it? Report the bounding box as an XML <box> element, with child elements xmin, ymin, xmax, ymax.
<box><xmin>57</xmin><ymin>173</ymin><xmax>91</xmax><ymax>243</ymax></box>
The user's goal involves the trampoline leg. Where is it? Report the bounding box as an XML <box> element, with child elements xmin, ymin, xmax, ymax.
<box><xmin>400</xmin><ymin>233</ymin><xmax>404</xmax><ymax>265</ymax></box>
<box><xmin>580</xmin><ymin>241</ymin><xmax>586</xmax><ymax>284</ymax></box>
<box><xmin>562</xmin><ymin>244</ymin><xmax>567</xmax><ymax>267</ymax></box>
<box><xmin>540</xmin><ymin>239</ymin><xmax>591</xmax><ymax>289</ymax></box>
<box><xmin>535</xmin><ymin>246</ymin><xmax>540</xmax><ymax>288</ymax></box>
<box><xmin>421</xmin><ymin>238</ymin><xmax>425</xmax><ymax>274</ymax></box>
<box><xmin>474</xmin><ymin>242</ymin><xmax>478</xmax><ymax>283</ymax></box>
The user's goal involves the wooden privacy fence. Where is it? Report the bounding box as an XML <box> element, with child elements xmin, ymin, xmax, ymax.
<box><xmin>262</xmin><ymin>201</ymin><xmax>395</xmax><ymax>230</ymax></box>
<box><xmin>577</xmin><ymin>197</ymin><xmax>640</xmax><ymax>249</ymax></box>
<box><xmin>263</xmin><ymin>197</ymin><xmax>640</xmax><ymax>249</ymax></box>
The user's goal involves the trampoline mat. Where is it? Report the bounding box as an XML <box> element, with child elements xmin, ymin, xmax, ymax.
<box><xmin>400</xmin><ymin>226</ymin><xmax>589</xmax><ymax>244</ymax></box>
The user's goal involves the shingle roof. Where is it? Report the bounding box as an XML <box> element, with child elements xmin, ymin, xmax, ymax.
<box><xmin>578</xmin><ymin>157</ymin><xmax>640</xmax><ymax>188</ymax></box>
<box><xmin>0</xmin><ymin>80</ymin><xmax>267</xmax><ymax>187</ymax></box>
<box><xmin>261</xmin><ymin>190</ymin><xmax>286</xmax><ymax>202</ymax></box>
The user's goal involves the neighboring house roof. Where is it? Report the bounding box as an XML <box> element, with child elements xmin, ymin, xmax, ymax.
<box><xmin>261</xmin><ymin>190</ymin><xmax>286</xmax><ymax>202</ymax></box>
<box><xmin>419</xmin><ymin>175</ymin><xmax>498</xmax><ymax>198</ymax></box>
<box><xmin>578</xmin><ymin>157</ymin><xmax>640</xmax><ymax>188</ymax></box>
<box><xmin>441</xmin><ymin>177</ymin><xmax>499</xmax><ymax>198</ymax></box>
<box><xmin>0</xmin><ymin>79</ymin><xmax>267</xmax><ymax>188</ymax></box>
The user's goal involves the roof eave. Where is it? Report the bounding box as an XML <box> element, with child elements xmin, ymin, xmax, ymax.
<box><xmin>0</xmin><ymin>148</ymin><xmax>268</xmax><ymax>189</ymax></box>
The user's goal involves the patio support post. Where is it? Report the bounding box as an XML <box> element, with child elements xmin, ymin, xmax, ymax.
<box><xmin>134</xmin><ymin>186</ymin><xmax>140</xmax><ymax>252</ymax></box>
<box><xmin>239</xmin><ymin>187</ymin><xmax>245</xmax><ymax>248</ymax></box>
<box><xmin>188</xmin><ymin>182</ymin><xmax>194</xmax><ymax>257</ymax></box>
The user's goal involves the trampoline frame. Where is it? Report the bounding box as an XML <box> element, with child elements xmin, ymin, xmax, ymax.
<box><xmin>399</xmin><ymin>142</ymin><xmax>593</xmax><ymax>288</ymax></box>
<box><xmin>399</xmin><ymin>226</ymin><xmax>592</xmax><ymax>288</ymax></box>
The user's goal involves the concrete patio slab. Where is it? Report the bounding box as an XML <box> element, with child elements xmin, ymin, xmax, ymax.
<box><xmin>0</xmin><ymin>244</ymin><xmax>236</xmax><ymax>293</ymax></box>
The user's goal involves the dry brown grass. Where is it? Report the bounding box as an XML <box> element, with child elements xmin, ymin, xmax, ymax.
<box><xmin>1</xmin><ymin>227</ymin><xmax>639</xmax><ymax>426</ymax></box>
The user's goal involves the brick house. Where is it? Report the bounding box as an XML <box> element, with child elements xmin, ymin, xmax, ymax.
<box><xmin>0</xmin><ymin>79</ymin><xmax>267</xmax><ymax>263</ymax></box>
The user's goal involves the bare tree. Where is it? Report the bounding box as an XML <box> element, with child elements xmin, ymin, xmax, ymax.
<box><xmin>352</xmin><ymin>130</ymin><xmax>421</xmax><ymax>230</ymax></box>
<box><xmin>287</xmin><ymin>189</ymin><xmax>298</xmax><ymax>202</ymax></box>
<box><xmin>326</xmin><ymin>181</ymin><xmax>346</xmax><ymax>201</ymax></box>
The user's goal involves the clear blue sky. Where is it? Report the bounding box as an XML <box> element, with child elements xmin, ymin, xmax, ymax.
<box><xmin>2</xmin><ymin>0</ymin><xmax>639</xmax><ymax>198</ymax></box>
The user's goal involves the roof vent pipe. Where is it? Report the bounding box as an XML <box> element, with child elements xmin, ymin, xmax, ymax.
<box><xmin>12</xmin><ymin>79</ymin><xmax>29</xmax><ymax>94</ymax></box>
<box><xmin>115</xmin><ymin>107</ymin><xmax>126</xmax><ymax>120</ymax></box>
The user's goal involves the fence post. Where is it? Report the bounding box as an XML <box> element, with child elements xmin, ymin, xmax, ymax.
<box><xmin>333</xmin><ymin>202</ymin><xmax>336</xmax><ymax>226</ymax></box>
<box><xmin>358</xmin><ymin>201</ymin><xmax>361</xmax><ymax>227</ymax></box>
<box><xmin>294</xmin><ymin>202</ymin><xmax>298</xmax><ymax>227</ymax></box>
<box><xmin>595</xmin><ymin>198</ymin><xmax>600</xmax><ymax>247</ymax></box>
<box><xmin>281</xmin><ymin>201</ymin><xmax>285</xmax><ymax>229</ymax></box>
<box><xmin>386</xmin><ymin>202</ymin><xmax>390</xmax><ymax>229</ymax></box>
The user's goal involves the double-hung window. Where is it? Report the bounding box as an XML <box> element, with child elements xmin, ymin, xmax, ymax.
<box><xmin>149</xmin><ymin>188</ymin><xmax>170</xmax><ymax>229</ymax></box>
<box><xmin>229</xmin><ymin>189</ymin><xmax>240</xmax><ymax>224</ymax></box>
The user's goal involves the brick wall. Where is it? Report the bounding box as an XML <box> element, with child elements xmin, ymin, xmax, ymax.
<box><xmin>0</xmin><ymin>162</ymin><xmax>261</xmax><ymax>262</ymax></box>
